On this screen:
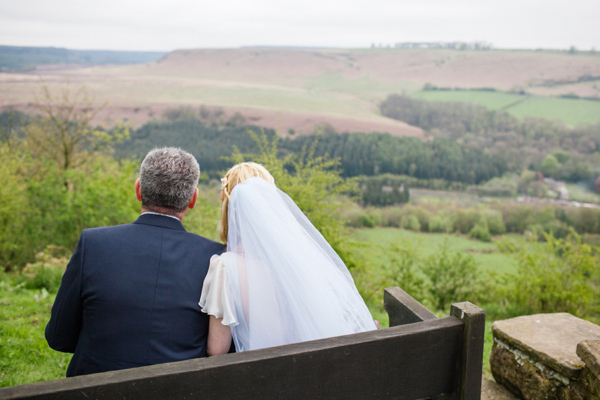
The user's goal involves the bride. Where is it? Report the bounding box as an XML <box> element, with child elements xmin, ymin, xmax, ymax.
<box><xmin>199</xmin><ymin>162</ymin><xmax>376</xmax><ymax>355</ymax></box>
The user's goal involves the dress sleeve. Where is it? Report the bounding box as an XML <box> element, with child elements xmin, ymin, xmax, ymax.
<box><xmin>199</xmin><ymin>254</ymin><xmax>238</xmax><ymax>326</ymax></box>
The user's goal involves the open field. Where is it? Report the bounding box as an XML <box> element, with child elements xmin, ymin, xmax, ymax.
<box><xmin>2</xmin><ymin>48</ymin><xmax>600</xmax><ymax>133</ymax></box>
<box><xmin>355</xmin><ymin>228</ymin><xmax>517</xmax><ymax>275</ymax></box>
<box><xmin>413</xmin><ymin>90</ymin><xmax>600</xmax><ymax>127</ymax></box>
<box><xmin>0</xmin><ymin>284</ymin><xmax>70</xmax><ymax>387</ymax></box>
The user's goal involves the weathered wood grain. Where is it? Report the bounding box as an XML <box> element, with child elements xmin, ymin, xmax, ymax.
<box><xmin>384</xmin><ymin>286</ymin><xmax>437</xmax><ymax>326</ymax></box>
<box><xmin>0</xmin><ymin>287</ymin><xmax>484</xmax><ymax>400</ymax></box>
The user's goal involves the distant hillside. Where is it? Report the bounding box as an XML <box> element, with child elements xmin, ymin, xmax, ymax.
<box><xmin>2</xmin><ymin>47</ymin><xmax>600</xmax><ymax>133</ymax></box>
<box><xmin>0</xmin><ymin>45</ymin><xmax>166</xmax><ymax>71</ymax></box>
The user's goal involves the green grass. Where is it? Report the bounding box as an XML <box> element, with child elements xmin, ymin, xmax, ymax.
<box><xmin>565</xmin><ymin>183</ymin><xmax>600</xmax><ymax>204</ymax></box>
<box><xmin>355</xmin><ymin>228</ymin><xmax>517</xmax><ymax>275</ymax></box>
<box><xmin>0</xmin><ymin>281</ymin><xmax>70</xmax><ymax>387</ymax></box>
<box><xmin>354</xmin><ymin>227</ymin><xmax>509</xmax><ymax>379</ymax></box>
<box><xmin>413</xmin><ymin>90</ymin><xmax>524</xmax><ymax>110</ymax></box>
<box><xmin>412</xmin><ymin>90</ymin><xmax>600</xmax><ymax>127</ymax></box>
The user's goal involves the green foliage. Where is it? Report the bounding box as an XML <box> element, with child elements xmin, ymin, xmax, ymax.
<box><xmin>377</xmin><ymin>240</ymin><xmax>427</xmax><ymax>304</ymax></box>
<box><xmin>498</xmin><ymin>231</ymin><xmax>599</xmax><ymax>321</ymax></box>
<box><xmin>0</xmin><ymin>148</ymin><xmax>140</xmax><ymax>268</ymax></box>
<box><xmin>116</xmin><ymin>117</ymin><xmax>277</xmax><ymax>179</ymax></box>
<box><xmin>454</xmin><ymin>209</ymin><xmax>481</xmax><ymax>234</ymax></box>
<box><xmin>19</xmin><ymin>246</ymin><xmax>70</xmax><ymax>292</ymax></box>
<box><xmin>421</xmin><ymin>240</ymin><xmax>490</xmax><ymax>311</ymax></box>
<box><xmin>470</xmin><ymin>175</ymin><xmax>517</xmax><ymax>197</ymax></box>
<box><xmin>0</xmin><ymin>144</ymin><xmax>31</xmax><ymax>267</ymax></box>
<box><xmin>359</xmin><ymin>175</ymin><xmax>409</xmax><ymax>206</ymax></box>
<box><xmin>380</xmin><ymin>94</ymin><xmax>600</xmax><ymax>183</ymax></box>
<box><xmin>469</xmin><ymin>219</ymin><xmax>492</xmax><ymax>242</ymax></box>
<box><xmin>429</xmin><ymin>213</ymin><xmax>454</xmax><ymax>233</ymax></box>
<box><xmin>540</xmin><ymin>154</ymin><xmax>560</xmax><ymax>177</ymax></box>
<box><xmin>182</xmin><ymin>182</ymin><xmax>222</xmax><ymax>241</ymax></box>
<box><xmin>0</xmin><ymin>276</ymin><xmax>71</xmax><ymax>387</ymax></box>
<box><xmin>26</xmin><ymin>86</ymin><xmax>130</xmax><ymax>172</ymax></box>
<box><xmin>225</xmin><ymin>130</ymin><xmax>359</xmax><ymax>268</ymax></box>
<box><xmin>400</xmin><ymin>215</ymin><xmax>421</xmax><ymax>231</ymax></box>
<box><xmin>115</xmin><ymin>113</ymin><xmax>510</xmax><ymax>184</ymax></box>
<box><xmin>482</xmin><ymin>209</ymin><xmax>506</xmax><ymax>235</ymax></box>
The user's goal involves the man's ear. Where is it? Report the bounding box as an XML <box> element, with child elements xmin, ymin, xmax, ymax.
<box><xmin>135</xmin><ymin>178</ymin><xmax>143</xmax><ymax>202</ymax></box>
<box><xmin>188</xmin><ymin>188</ymin><xmax>198</xmax><ymax>209</ymax></box>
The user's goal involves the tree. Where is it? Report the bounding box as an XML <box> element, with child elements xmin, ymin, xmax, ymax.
<box><xmin>25</xmin><ymin>85</ymin><xmax>129</xmax><ymax>172</ymax></box>
<box><xmin>540</xmin><ymin>154</ymin><xmax>559</xmax><ymax>178</ymax></box>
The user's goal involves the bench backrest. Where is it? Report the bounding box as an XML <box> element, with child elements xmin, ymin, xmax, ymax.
<box><xmin>0</xmin><ymin>287</ymin><xmax>485</xmax><ymax>400</ymax></box>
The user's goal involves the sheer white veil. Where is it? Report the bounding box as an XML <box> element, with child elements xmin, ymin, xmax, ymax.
<box><xmin>223</xmin><ymin>177</ymin><xmax>375</xmax><ymax>352</ymax></box>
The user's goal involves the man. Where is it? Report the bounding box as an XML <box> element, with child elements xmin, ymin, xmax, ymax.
<box><xmin>46</xmin><ymin>147</ymin><xmax>225</xmax><ymax>377</ymax></box>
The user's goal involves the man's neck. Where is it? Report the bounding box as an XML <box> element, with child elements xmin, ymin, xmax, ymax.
<box><xmin>141</xmin><ymin>206</ymin><xmax>187</xmax><ymax>221</ymax></box>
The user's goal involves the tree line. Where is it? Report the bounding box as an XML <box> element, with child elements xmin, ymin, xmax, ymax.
<box><xmin>108</xmin><ymin>109</ymin><xmax>509</xmax><ymax>184</ymax></box>
<box><xmin>380</xmin><ymin>94</ymin><xmax>600</xmax><ymax>185</ymax></box>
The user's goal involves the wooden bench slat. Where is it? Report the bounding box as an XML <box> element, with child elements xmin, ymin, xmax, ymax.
<box><xmin>384</xmin><ymin>286</ymin><xmax>437</xmax><ymax>326</ymax></box>
<box><xmin>0</xmin><ymin>317</ymin><xmax>464</xmax><ymax>400</ymax></box>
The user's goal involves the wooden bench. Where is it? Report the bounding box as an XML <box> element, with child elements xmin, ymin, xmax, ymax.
<box><xmin>0</xmin><ymin>287</ymin><xmax>485</xmax><ymax>400</ymax></box>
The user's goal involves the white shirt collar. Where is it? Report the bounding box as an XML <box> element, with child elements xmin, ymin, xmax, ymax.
<box><xmin>141</xmin><ymin>211</ymin><xmax>181</xmax><ymax>221</ymax></box>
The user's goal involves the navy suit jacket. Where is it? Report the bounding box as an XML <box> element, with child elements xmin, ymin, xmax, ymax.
<box><xmin>45</xmin><ymin>214</ymin><xmax>225</xmax><ymax>377</ymax></box>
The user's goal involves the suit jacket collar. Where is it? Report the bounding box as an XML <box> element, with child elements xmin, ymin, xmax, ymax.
<box><xmin>133</xmin><ymin>213</ymin><xmax>186</xmax><ymax>231</ymax></box>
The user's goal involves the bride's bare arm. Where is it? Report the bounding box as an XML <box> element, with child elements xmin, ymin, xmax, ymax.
<box><xmin>207</xmin><ymin>315</ymin><xmax>233</xmax><ymax>356</ymax></box>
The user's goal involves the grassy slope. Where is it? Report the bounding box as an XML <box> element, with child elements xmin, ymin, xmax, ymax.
<box><xmin>0</xmin><ymin>284</ymin><xmax>70</xmax><ymax>387</ymax></box>
<box><xmin>355</xmin><ymin>227</ymin><xmax>517</xmax><ymax>275</ymax></box>
<box><xmin>413</xmin><ymin>90</ymin><xmax>600</xmax><ymax>127</ymax></box>
<box><xmin>2</xmin><ymin>48</ymin><xmax>600</xmax><ymax>128</ymax></box>
<box><xmin>354</xmin><ymin>227</ymin><xmax>516</xmax><ymax>377</ymax></box>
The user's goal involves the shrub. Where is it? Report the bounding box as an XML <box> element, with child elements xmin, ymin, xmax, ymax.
<box><xmin>482</xmin><ymin>209</ymin><xmax>506</xmax><ymax>235</ymax></box>
<box><xmin>378</xmin><ymin>240</ymin><xmax>427</xmax><ymax>305</ymax></box>
<box><xmin>469</xmin><ymin>219</ymin><xmax>492</xmax><ymax>242</ymax></box>
<box><xmin>454</xmin><ymin>209</ymin><xmax>481</xmax><ymax>233</ymax></box>
<box><xmin>401</xmin><ymin>215</ymin><xmax>421</xmax><ymax>231</ymax></box>
<box><xmin>429</xmin><ymin>213</ymin><xmax>454</xmax><ymax>233</ymax></box>
<box><xmin>421</xmin><ymin>240</ymin><xmax>488</xmax><ymax>311</ymax></box>
<box><xmin>380</xmin><ymin>207</ymin><xmax>404</xmax><ymax>227</ymax></box>
<box><xmin>21</xmin><ymin>245</ymin><xmax>69</xmax><ymax>292</ymax></box>
<box><xmin>498</xmin><ymin>232</ymin><xmax>599</xmax><ymax>321</ymax></box>
<box><xmin>359</xmin><ymin>213</ymin><xmax>377</xmax><ymax>228</ymax></box>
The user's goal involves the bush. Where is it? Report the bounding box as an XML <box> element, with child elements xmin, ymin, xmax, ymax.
<box><xmin>469</xmin><ymin>219</ymin><xmax>492</xmax><ymax>242</ymax></box>
<box><xmin>482</xmin><ymin>209</ymin><xmax>506</xmax><ymax>235</ymax></box>
<box><xmin>429</xmin><ymin>213</ymin><xmax>454</xmax><ymax>233</ymax></box>
<box><xmin>359</xmin><ymin>213</ymin><xmax>378</xmax><ymax>228</ymax></box>
<box><xmin>497</xmin><ymin>232</ymin><xmax>599</xmax><ymax>321</ymax></box>
<box><xmin>470</xmin><ymin>176</ymin><xmax>517</xmax><ymax>197</ymax></box>
<box><xmin>377</xmin><ymin>240</ymin><xmax>427</xmax><ymax>305</ymax></box>
<box><xmin>21</xmin><ymin>245</ymin><xmax>69</xmax><ymax>292</ymax></box>
<box><xmin>401</xmin><ymin>215</ymin><xmax>421</xmax><ymax>231</ymax></box>
<box><xmin>421</xmin><ymin>241</ymin><xmax>489</xmax><ymax>311</ymax></box>
<box><xmin>454</xmin><ymin>209</ymin><xmax>481</xmax><ymax>233</ymax></box>
<box><xmin>380</xmin><ymin>207</ymin><xmax>404</xmax><ymax>227</ymax></box>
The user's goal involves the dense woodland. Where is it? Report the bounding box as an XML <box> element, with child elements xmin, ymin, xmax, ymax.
<box><xmin>0</xmin><ymin>45</ymin><xmax>166</xmax><ymax>71</ymax></box>
<box><xmin>111</xmin><ymin>109</ymin><xmax>509</xmax><ymax>184</ymax></box>
<box><xmin>381</xmin><ymin>94</ymin><xmax>600</xmax><ymax>184</ymax></box>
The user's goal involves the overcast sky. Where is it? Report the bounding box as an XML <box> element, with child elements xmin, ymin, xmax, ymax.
<box><xmin>1</xmin><ymin>0</ymin><xmax>599</xmax><ymax>52</ymax></box>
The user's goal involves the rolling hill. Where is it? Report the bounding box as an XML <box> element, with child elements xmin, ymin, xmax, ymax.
<box><xmin>1</xmin><ymin>47</ymin><xmax>599</xmax><ymax>134</ymax></box>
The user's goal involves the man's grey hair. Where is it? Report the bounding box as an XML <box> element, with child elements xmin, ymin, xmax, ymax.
<box><xmin>140</xmin><ymin>147</ymin><xmax>200</xmax><ymax>212</ymax></box>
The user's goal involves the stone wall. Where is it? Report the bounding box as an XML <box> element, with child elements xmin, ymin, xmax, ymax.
<box><xmin>490</xmin><ymin>313</ymin><xmax>600</xmax><ymax>399</ymax></box>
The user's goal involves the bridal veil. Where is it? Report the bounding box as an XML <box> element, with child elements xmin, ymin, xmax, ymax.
<box><xmin>222</xmin><ymin>177</ymin><xmax>375</xmax><ymax>352</ymax></box>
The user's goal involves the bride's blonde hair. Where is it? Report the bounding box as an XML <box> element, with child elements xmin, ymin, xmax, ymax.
<box><xmin>218</xmin><ymin>162</ymin><xmax>275</xmax><ymax>243</ymax></box>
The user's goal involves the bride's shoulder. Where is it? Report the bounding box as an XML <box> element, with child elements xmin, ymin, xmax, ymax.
<box><xmin>213</xmin><ymin>251</ymin><xmax>245</xmax><ymax>267</ymax></box>
<box><xmin>211</xmin><ymin>251</ymin><xmax>235</xmax><ymax>263</ymax></box>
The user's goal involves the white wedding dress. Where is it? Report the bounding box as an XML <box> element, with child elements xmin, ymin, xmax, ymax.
<box><xmin>199</xmin><ymin>177</ymin><xmax>376</xmax><ymax>352</ymax></box>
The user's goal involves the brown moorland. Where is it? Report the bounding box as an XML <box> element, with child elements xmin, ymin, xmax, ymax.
<box><xmin>1</xmin><ymin>48</ymin><xmax>599</xmax><ymax>135</ymax></box>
